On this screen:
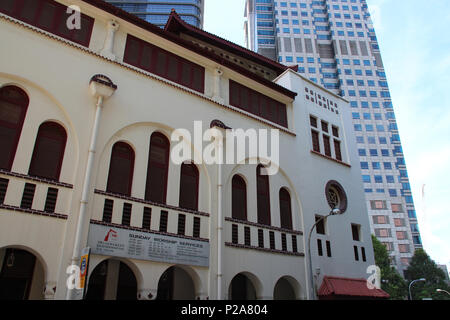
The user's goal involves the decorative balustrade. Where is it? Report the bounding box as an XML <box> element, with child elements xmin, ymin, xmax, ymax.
<box><xmin>224</xmin><ymin>217</ymin><xmax>304</xmax><ymax>256</ymax></box>
<box><xmin>0</xmin><ymin>169</ymin><xmax>72</xmax><ymax>219</ymax></box>
<box><xmin>92</xmin><ymin>189</ymin><xmax>209</xmax><ymax>241</ymax></box>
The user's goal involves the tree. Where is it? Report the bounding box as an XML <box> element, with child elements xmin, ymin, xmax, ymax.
<box><xmin>405</xmin><ymin>249</ymin><xmax>450</xmax><ymax>300</ymax></box>
<box><xmin>371</xmin><ymin>235</ymin><xmax>408</xmax><ymax>300</ymax></box>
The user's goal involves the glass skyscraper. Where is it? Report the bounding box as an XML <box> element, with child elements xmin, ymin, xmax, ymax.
<box><xmin>245</xmin><ymin>0</ymin><xmax>422</xmax><ymax>275</ymax></box>
<box><xmin>106</xmin><ymin>0</ymin><xmax>204</xmax><ymax>28</ymax></box>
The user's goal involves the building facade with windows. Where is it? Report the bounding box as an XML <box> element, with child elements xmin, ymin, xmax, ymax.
<box><xmin>0</xmin><ymin>0</ymin><xmax>387</xmax><ymax>300</ymax></box>
<box><xmin>244</xmin><ymin>0</ymin><xmax>422</xmax><ymax>276</ymax></box>
<box><xmin>105</xmin><ymin>0</ymin><xmax>204</xmax><ymax>28</ymax></box>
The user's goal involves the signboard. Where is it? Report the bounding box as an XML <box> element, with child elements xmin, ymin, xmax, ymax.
<box><xmin>87</xmin><ymin>223</ymin><xmax>209</xmax><ymax>267</ymax></box>
<box><xmin>79</xmin><ymin>247</ymin><xmax>90</xmax><ymax>297</ymax></box>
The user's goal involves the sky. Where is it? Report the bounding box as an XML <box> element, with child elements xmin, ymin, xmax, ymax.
<box><xmin>204</xmin><ymin>0</ymin><xmax>450</xmax><ymax>273</ymax></box>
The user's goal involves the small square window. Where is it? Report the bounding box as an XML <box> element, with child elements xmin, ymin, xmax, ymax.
<box><xmin>351</xmin><ymin>224</ymin><xmax>361</xmax><ymax>241</ymax></box>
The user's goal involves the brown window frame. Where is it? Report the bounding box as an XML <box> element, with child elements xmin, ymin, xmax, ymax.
<box><xmin>145</xmin><ymin>132</ymin><xmax>170</xmax><ymax>204</ymax></box>
<box><xmin>121</xmin><ymin>202</ymin><xmax>132</xmax><ymax>226</ymax></box>
<box><xmin>310</xmin><ymin>115</ymin><xmax>318</xmax><ymax>128</ymax></box>
<box><xmin>231</xmin><ymin>175</ymin><xmax>247</xmax><ymax>221</ymax></box>
<box><xmin>106</xmin><ymin>142</ymin><xmax>135</xmax><ymax>197</ymax></box>
<box><xmin>323</xmin><ymin>134</ymin><xmax>332</xmax><ymax>157</ymax></box>
<box><xmin>102</xmin><ymin>199</ymin><xmax>113</xmax><ymax>223</ymax></box>
<box><xmin>124</xmin><ymin>34</ymin><xmax>205</xmax><ymax>93</ymax></box>
<box><xmin>334</xmin><ymin>139</ymin><xmax>342</xmax><ymax>161</ymax></box>
<box><xmin>179</xmin><ymin>162</ymin><xmax>199</xmax><ymax>211</ymax></box>
<box><xmin>142</xmin><ymin>207</ymin><xmax>151</xmax><ymax>230</ymax></box>
<box><xmin>159</xmin><ymin>210</ymin><xmax>168</xmax><ymax>233</ymax></box>
<box><xmin>177</xmin><ymin>213</ymin><xmax>186</xmax><ymax>236</ymax></box>
<box><xmin>0</xmin><ymin>0</ymin><xmax>94</xmax><ymax>47</ymax></box>
<box><xmin>317</xmin><ymin>239</ymin><xmax>323</xmax><ymax>256</ymax></box>
<box><xmin>231</xmin><ymin>224</ymin><xmax>238</xmax><ymax>244</ymax></box>
<box><xmin>0</xmin><ymin>86</ymin><xmax>29</xmax><ymax>171</ymax></box>
<box><xmin>28</xmin><ymin>121</ymin><xmax>67</xmax><ymax>181</ymax></box>
<box><xmin>321</xmin><ymin>120</ymin><xmax>329</xmax><ymax>133</ymax></box>
<box><xmin>311</xmin><ymin>129</ymin><xmax>320</xmax><ymax>153</ymax></box>
<box><xmin>244</xmin><ymin>226</ymin><xmax>251</xmax><ymax>246</ymax></box>
<box><xmin>332</xmin><ymin>125</ymin><xmax>339</xmax><ymax>138</ymax></box>
<box><xmin>279</xmin><ymin>187</ymin><xmax>293</xmax><ymax>230</ymax></box>
<box><xmin>326</xmin><ymin>240</ymin><xmax>332</xmax><ymax>257</ymax></box>
<box><xmin>229</xmin><ymin>80</ymin><xmax>288</xmax><ymax>128</ymax></box>
<box><xmin>193</xmin><ymin>216</ymin><xmax>201</xmax><ymax>238</ymax></box>
<box><xmin>256</xmin><ymin>165</ymin><xmax>271</xmax><ymax>226</ymax></box>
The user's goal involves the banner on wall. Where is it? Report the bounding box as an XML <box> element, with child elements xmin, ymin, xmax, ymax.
<box><xmin>87</xmin><ymin>223</ymin><xmax>209</xmax><ymax>267</ymax></box>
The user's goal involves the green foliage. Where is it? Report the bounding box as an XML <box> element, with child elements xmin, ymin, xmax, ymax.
<box><xmin>405</xmin><ymin>249</ymin><xmax>450</xmax><ymax>300</ymax></box>
<box><xmin>371</xmin><ymin>235</ymin><xmax>408</xmax><ymax>300</ymax></box>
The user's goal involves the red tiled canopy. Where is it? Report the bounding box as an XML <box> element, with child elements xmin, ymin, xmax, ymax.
<box><xmin>318</xmin><ymin>276</ymin><xmax>390</xmax><ymax>299</ymax></box>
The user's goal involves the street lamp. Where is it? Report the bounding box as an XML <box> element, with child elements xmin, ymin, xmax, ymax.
<box><xmin>436</xmin><ymin>289</ymin><xmax>450</xmax><ymax>296</ymax></box>
<box><xmin>307</xmin><ymin>208</ymin><xmax>342</xmax><ymax>300</ymax></box>
<box><xmin>408</xmin><ymin>278</ymin><xmax>426</xmax><ymax>300</ymax></box>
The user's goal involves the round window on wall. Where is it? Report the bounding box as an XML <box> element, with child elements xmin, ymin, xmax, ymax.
<box><xmin>325</xmin><ymin>180</ymin><xmax>347</xmax><ymax>214</ymax></box>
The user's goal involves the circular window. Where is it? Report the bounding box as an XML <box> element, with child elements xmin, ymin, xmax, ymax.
<box><xmin>325</xmin><ymin>180</ymin><xmax>347</xmax><ymax>214</ymax></box>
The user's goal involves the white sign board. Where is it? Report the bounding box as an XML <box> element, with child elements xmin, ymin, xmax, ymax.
<box><xmin>87</xmin><ymin>223</ymin><xmax>209</xmax><ymax>267</ymax></box>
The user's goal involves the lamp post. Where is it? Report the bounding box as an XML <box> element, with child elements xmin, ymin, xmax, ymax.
<box><xmin>436</xmin><ymin>289</ymin><xmax>450</xmax><ymax>296</ymax></box>
<box><xmin>307</xmin><ymin>208</ymin><xmax>342</xmax><ymax>300</ymax></box>
<box><xmin>408</xmin><ymin>278</ymin><xmax>426</xmax><ymax>300</ymax></box>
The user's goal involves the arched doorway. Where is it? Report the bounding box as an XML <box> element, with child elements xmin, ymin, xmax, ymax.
<box><xmin>85</xmin><ymin>259</ymin><xmax>137</xmax><ymax>300</ymax></box>
<box><xmin>156</xmin><ymin>266</ymin><xmax>195</xmax><ymax>300</ymax></box>
<box><xmin>229</xmin><ymin>273</ymin><xmax>257</xmax><ymax>300</ymax></box>
<box><xmin>0</xmin><ymin>248</ymin><xmax>45</xmax><ymax>300</ymax></box>
<box><xmin>273</xmin><ymin>277</ymin><xmax>297</xmax><ymax>300</ymax></box>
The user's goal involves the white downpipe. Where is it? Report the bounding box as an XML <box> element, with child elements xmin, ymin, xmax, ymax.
<box><xmin>217</xmin><ymin>136</ymin><xmax>223</xmax><ymax>300</ymax></box>
<box><xmin>66</xmin><ymin>95</ymin><xmax>103</xmax><ymax>300</ymax></box>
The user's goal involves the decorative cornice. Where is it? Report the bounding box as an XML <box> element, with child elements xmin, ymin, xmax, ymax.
<box><xmin>0</xmin><ymin>169</ymin><xmax>73</xmax><ymax>189</ymax></box>
<box><xmin>0</xmin><ymin>204</ymin><xmax>68</xmax><ymax>220</ymax></box>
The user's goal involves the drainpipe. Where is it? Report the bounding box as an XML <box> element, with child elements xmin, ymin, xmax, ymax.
<box><xmin>209</xmin><ymin>120</ymin><xmax>230</xmax><ymax>300</ymax></box>
<box><xmin>66</xmin><ymin>75</ymin><xmax>117</xmax><ymax>300</ymax></box>
<box><xmin>217</xmin><ymin>135</ymin><xmax>223</xmax><ymax>300</ymax></box>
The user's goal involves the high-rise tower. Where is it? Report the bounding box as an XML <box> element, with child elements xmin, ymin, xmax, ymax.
<box><xmin>245</xmin><ymin>0</ymin><xmax>422</xmax><ymax>275</ymax></box>
<box><xmin>106</xmin><ymin>0</ymin><xmax>204</xmax><ymax>28</ymax></box>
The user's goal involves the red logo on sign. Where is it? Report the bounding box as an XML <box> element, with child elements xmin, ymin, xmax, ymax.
<box><xmin>104</xmin><ymin>229</ymin><xmax>118</xmax><ymax>242</ymax></box>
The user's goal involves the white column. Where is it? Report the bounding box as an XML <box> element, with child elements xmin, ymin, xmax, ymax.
<box><xmin>100</xmin><ymin>20</ymin><xmax>120</xmax><ymax>61</ymax></box>
<box><xmin>104</xmin><ymin>260</ymin><xmax>120</xmax><ymax>300</ymax></box>
<box><xmin>212</xmin><ymin>67</ymin><xmax>224</xmax><ymax>104</ymax></box>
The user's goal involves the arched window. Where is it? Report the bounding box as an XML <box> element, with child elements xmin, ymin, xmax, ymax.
<box><xmin>106</xmin><ymin>142</ymin><xmax>135</xmax><ymax>196</ymax></box>
<box><xmin>145</xmin><ymin>132</ymin><xmax>170</xmax><ymax>204</ymax></box>
<box><xmin>0</xmin><ymin>86</ymin><xmax>29</xmax><ymax>170</ymax></box>
<box><xmin>256</xmin><ymin>165</ymin><xmax>271</xmax><ymax>226</ymax></box>
<box><xmin>279</xmin><ymin>188</ymin><xmax>293</xmax><ymax>230</ymax></box>
<box><xmin>179</xmin><ymin>162</ymin><xmax>199</xmax><ymax>211</ymax></box>
<box><xmin>232</xmin><ymin>175</ymin><xmax>247</xmax><ymax>221</ymax></box>
<box><xmin>29</xmin><ymin>122</ymin><xmax>67</xmax><ymax>181</ymax></box>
